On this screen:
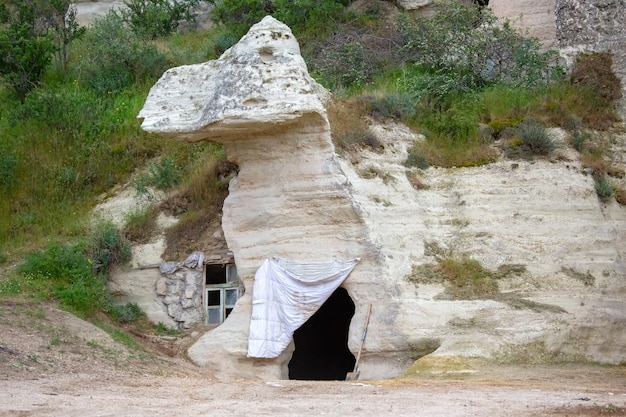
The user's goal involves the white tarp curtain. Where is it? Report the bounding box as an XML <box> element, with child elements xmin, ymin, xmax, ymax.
<box><xmin>247</xmin><ymin>256</ymin><xmax>360</xmax><ymax>358</ymax></box>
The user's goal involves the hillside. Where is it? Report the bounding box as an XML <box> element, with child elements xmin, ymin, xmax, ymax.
<box><xmin>1</xmin><ymin>1</ymin><xmax>625</xmax><ymax>414</ymax></box>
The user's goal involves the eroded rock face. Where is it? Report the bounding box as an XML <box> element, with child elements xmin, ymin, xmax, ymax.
<box><xmin>556</xmin><ymin>0</ymin><xmax>626</xmax><ymax>93</ymax></box>
<box><xmin>489</xmin><ymin>0</ymin><xmax>557</xmax><ymax>45</ymax></box>
<box><xmin>139</xmin><ymin>16</ymin><xmax>403</xmax><ymax>379</ymax></box>
<box><xmin>140</xmin><ymin>16</ymin><xmax>626</xmax><ymax>380</ymax></box>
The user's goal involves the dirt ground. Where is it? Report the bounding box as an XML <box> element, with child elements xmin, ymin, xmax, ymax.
<box><xmin>1</xmin><ymin>301</ymin><xmax>625</xmax><ymax>417</ymax></box>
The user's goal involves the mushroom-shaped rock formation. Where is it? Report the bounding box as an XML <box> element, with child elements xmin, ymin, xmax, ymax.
<box><xmin>138</xmin><ymin>16</ymin><xmax>406</xmax><ymax>380</ymax></box>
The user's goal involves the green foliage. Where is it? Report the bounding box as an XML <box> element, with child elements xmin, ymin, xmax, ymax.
<box><xmin>124</xmin><ymin>205</ymin><xmax>158</xmax><ymax>243</ymax></box>
<box><xmin>405</xmin><ymin>152</ymin><xmax>430</xmax><ymax>170</ymax></box>
<box><xmin>75</xmin><ymin>12</ymin><xmax>168</xmax><ymax>93</ymax></box>
<box><xmin>155</xmin><ymin>322</ymin><xmax>180</xmax><ymax>336</ymax></box>
<box><xmin>0</xmin><ymin>148</ymin><xmax>18</xmax><ymax>190</ymax></box>
<box><xmin>212</xmin><ymin>28</ymin><xmax>239</xmax><ymax>54</ymax></box>
<box><xmin>396</xmin><ymin>1</ymin><xmax>558</xmax><ymax>105</ymax></box>
<box><xmin>135</xmin><ymin>156</ymin><xmax>182</xmax><ymax>197</ymax></box>
<box><xmin>273</xmin><ymin>0</ymin><xmax>347</xmax><ymax>35</ymax></box>
<box><xmin>17</xmin><ymin>242</ymin><xmax>107</xmax><ymax>316</ymax></box>
<box><xmin>360</xmin><ymin>93</ymin><xmax>416</xmax><ymax>121</ymax></box>
<box><xmin>594</xmin><ymin>176</ymin><xmax>614</xmax><ymax>202</ymax></box>
<box><xmin>48</xmin><ymin>1</ymin><xmax>86</xmax><ymax>72</ymax></box>
<box><xmin>209</xmin><ymin>0</ymin><xmax>348</xmax><ymax>39</ymax></box>
<box><xmin>506</xmin><ymin>119</ymin><xmax>556</xmax><ymax>158</ymax></box>
<box><xmin>208</xmin><ymin>0</ymin><xmax>274</xmax><ymax>38</ymax></box>
<box><xmin>571</xmin><ymin>130</ymin><xmax>589</xmax><ymax>152</ymax></box>
<box><xmin>106</xmin><ymin>302</ymin><xmax>145</xmax><ymax>323</ymax></box>
<box><xmin>0</xmin><ymin>0</ymin><xmax>56</xmax><ymax>100</ymax></box>
<box><xmin>120</xmin><ymin>0</ymin><xmax>204</xmax><ymax>39</ymax></box>
<box><xmin>88</xmin><ymin>221</ymin><xmax>132</xmax><ymax>275</ymax></box>
<box><xmin>437</xmin><ymin>257</ymin><xmax>500</xmax><ymax>300</ymax></box>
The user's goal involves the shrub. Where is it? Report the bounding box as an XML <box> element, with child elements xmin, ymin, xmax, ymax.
<box><xmin>405</xmin><ymin>151</ymin><xmax>430</xmax><ymax>170</ymax></box>
<box><xmin>106</xmin><ymin>302</ymin><xmax>144</xmax><ymax>323</ymax></box>
<box><xmin>213</xmin><ymin>28</ymin><xmax>239</xmax><ymax>55</ymax></box>
<box><xmin>594</xmin><ymin>176</ymin><xmax>614</xmax><ymax>202</ymax></box>
<box><xmin>396</xmin><ymin>1</ymin><xmax>558</xmax><ymax>104</ymax></box>
<box><xmin>17</xmin><ymin>242</ymin><xmax>107</xmax><ymax>316</ymax></box>
<box><xmin>310</xmin><ymin>21</ymin><xmax>403</xmax><ymax>89</ymax></box>
<box><xmin>75</xmin><ymin>12</ymin><xmax>169</xmax><ymax>93</ymax></box>
<box><xmin>120</xmin><ymin>0</ymin><xmax>204</xmax><ymax>39</ymax></box>
<box><xmin>135</xmin><ymin>156</ymin><xmax>182</xmax><ymax>198</ymax></box>
<box><xmin>208</xmin><ymin>0</ymin><xmax>274</xmax><ymax>38</ymax></box>
<box><xmin>570</xmin><ymin>52</ymin><xmax>622</xmax><ymax>103</ymax></box>
<box><xmin>336</xmin><ymin>129</ymin><xmax>383</xmax><ymax>152</ymax></box>
<box><xmin>124</xmin><ymin>205</ymin><xmax>158</xmax><ymax>243</ymax></box>
<box><xmin>273</xmin><ymin>0</ymin><xmax>347</xmax><ymax>35</ymax></box>
<box><xmin>437</xmin><ymin>257</ymin><xmax>500</xmax><ymax>300</ymax></box>
<box><xmin>506</xmin><ymin>119</ymin><xmax>556</xmax><ymax>158</ymax></box>
<box><xmin>360</xmin><ymin>93</ymin><xmax>416</xmax><ymax>121</ymax></box>
<box><xmin>571</xmin><ymin>130</ymin><xmax>589</xmax><ymax>152</ymax></box>
<box><xmin>0</xmin><ymin>150</ymin><xmax>18</xmax><ymax>189</ymax></box>
<box><xmin>88</xmin><ymin>221</ymin><xmax>132</xmax><ymax>275</ymax></box>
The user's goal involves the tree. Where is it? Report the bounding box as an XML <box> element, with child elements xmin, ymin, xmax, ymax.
<box><xmin>120</xmin><ymin>0</ymin><xmax>205</xmax><ymax>39</ymax></box>
<box><xmin>0</xmin><ymin>0</ymin><xmax>84</xmax><ymax>100</ymax></box>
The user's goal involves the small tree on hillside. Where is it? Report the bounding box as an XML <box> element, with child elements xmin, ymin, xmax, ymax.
<box><xmin>0</xmin><ymin>0</ymin><xmax>84</xmax><ymax>100</ymax></box>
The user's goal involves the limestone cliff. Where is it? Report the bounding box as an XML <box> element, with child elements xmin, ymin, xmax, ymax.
<box><xmin>139</xmin><ymin>16</ymin><xmax>403</xmax><ymax>379</ymax></box>
<box><xmin>138</xmin><ymin>16</ymin><xmax>626</xmax><ymax>379</ymax></box>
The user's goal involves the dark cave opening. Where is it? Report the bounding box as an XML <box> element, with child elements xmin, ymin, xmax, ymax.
<box><xmin>288</xmin><ymin>287</ymin><xmax>356</xmax><ymax>380</ymax></box>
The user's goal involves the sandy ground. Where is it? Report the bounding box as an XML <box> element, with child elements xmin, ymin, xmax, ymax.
<box><xmin>1</xmin><ymin>301</ymin><xmax>625</xmax><ymax>417</ymax></box>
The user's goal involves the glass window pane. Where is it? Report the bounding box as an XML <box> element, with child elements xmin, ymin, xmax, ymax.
<box><xmin>225</xmin><ymin>288</ymin><xmax>238</xmax><ymax>307</ymax></box>
<box><xmin>207</xmin><ymin>290</ymin><xmax>221</xmax><ymax>306</ymax></box>
<box><xmin>207</xmin><ymin>308</ymin><xmax>221</xmax><ymax>324</ymax></box>
<box><xmin>226</xmin><ymin>265</ymin><xmax>238</xmax><ymax>283</ymax></box>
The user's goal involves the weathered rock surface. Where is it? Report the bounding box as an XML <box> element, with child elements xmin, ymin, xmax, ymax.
<box><xmin>139</xmin><ymin>16</ymin><xmax>400</xmax><ymax>379</ymax></box>
<box><xmin>138</xmin><ymin>16</ymin><xmax>626</xmax><ymax>379</ymax></box>
<box><xmin>489</xmin><ymin>0</ymin><xmax>557</xmax><ymax>45</ymax></box>
<box><xmin>555</xmin><ymin>0</ymin><xmax>626</xmax><ymax>97</ymax></box>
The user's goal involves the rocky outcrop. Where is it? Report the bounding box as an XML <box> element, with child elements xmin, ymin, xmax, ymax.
<box><xmin>555</xmin><ymin>0</ymin><xmax>626</xmax><ymax>96</ymax></box>
<box><xmin>139</xmin><ymin>16</ymin><xmax>626</xmax><ymax>380</ymax></box>
<box><xmin>489</xmin><ymin>0</ymin><xmax>557</xmax><ymax>45</ymax></box>
<box><xmin>139</xmin><ymin>16</ymin><xmax>402</xmax><ymax>379</ymax></box>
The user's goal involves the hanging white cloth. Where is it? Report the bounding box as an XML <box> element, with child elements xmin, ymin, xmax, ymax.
<box><xmin>247</xmin><ymin>256</ymin><xmax>360</xmax><ymax>358</ymax></box>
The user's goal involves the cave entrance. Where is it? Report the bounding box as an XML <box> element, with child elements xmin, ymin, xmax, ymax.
<box><xmin>288</xmin><ymin>287</ymin><xmax>356</xmax><ymax>380</ymax></box>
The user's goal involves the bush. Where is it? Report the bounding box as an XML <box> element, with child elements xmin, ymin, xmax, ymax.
<box><xmin>135</xmin><ymin>156</ymin><xmax>182</xmax><ymax>198</ymax></box>
<box><xmin>396</xmin><ymin>1</ymin><xmax>558</xmax><ymax>104</ymax></box>
<box><xmin>208</xmin><ymin>0</ymin><xmax>274</xmax><ymax>38</ymax></box>
<box><xmin>0</xmin><ymin>1</ymin><xmax>55</xmax><ymax>100</ymax></box>
<box><xmin>594</xmin><ymin>176</ymin><xmax>614</xmax><ymax>202</ymax></box>
<box><xmin>124</xmin><ymin>205</ymin><xmax>158</xmax><ymax>243</ymax></box>
<box><xmin>17</xmin><ymin>242</ymin><xmax>107</xmax><ymax>316</ymax></box>
<box><xmin>405</xmin><ymin>151</ymin><xmax>430</xmax><ymax>170</ymax></box>
<box><xmin>506</xmin><ymin>120</ymin><xmax>556</xmax><ymax>158</ymax></box>
<box><xmin>571</xmin><ymin>130</ymin><xmax>589</xmax><ymax>152</ymax></box>
<box><xmin>75</xmin><ymin>12</ymin><xmax>169</xmax><ymax>93</ymax></box>
<box><xmin>209</xmin><ymin>0</ymin><xmax>349</xmax><ymax>38</ymax></box>
<box><xmin>437</xmin><ymin>257</ymin><xmax>500</xmax><ymax>300</ymax></box>
<box><xmin>106</xmin><ymin>302</ymin><xmax>144</xmax><ymax>323</ymax></box>
<box><xmin>120</xmin><ymin>0</ymin><xmax>204</xmax><ymax>39</ymax></box>
<box><xmin>0</xmin><ymin>150</ymin><xmax>18</xmax><ymax>189</ymax></box>
<box><xmin>336</xmin><ymin>129</ymin><xmax>383</xmax><ymax>152</ymax></box>
<box><xmin>570</xmin><ymin>52</ymin><xmax>622</xmax><ymax>103</ymax></box>
<box><xmin>88</xmin><ymin>221</ymin><xmax>132</xmax><ymax>275</ymax></box>
<box><xmin>360</xmin><ymin>93</ymin><xmax>416</xmax><ymax>121</ymax></box>
<box><xmin>273</xmin><ymin>0</ymin><xmax>347</xmax><ymax>35</ymax></box>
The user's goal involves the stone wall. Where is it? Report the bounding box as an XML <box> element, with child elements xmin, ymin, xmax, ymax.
<box><xmin>555</xmin><ymin>0</ymin><xmax>626</xmax><ymax>95</ymax></box>
<box><xmin>156</xmin><ymin>267</ymin><xmax>204</xmax><ymax>329</ymax></box>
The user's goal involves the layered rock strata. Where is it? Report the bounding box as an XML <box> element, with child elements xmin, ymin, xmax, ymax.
<box><xmin>139</xmin><ymin>16</ymin><xmax>403</xmax><ymax>379</ymax></box>
<box><xmin>139</xmin><ymin>16</ymin><xmax>626</xmax><ymax>380</ymax></box>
